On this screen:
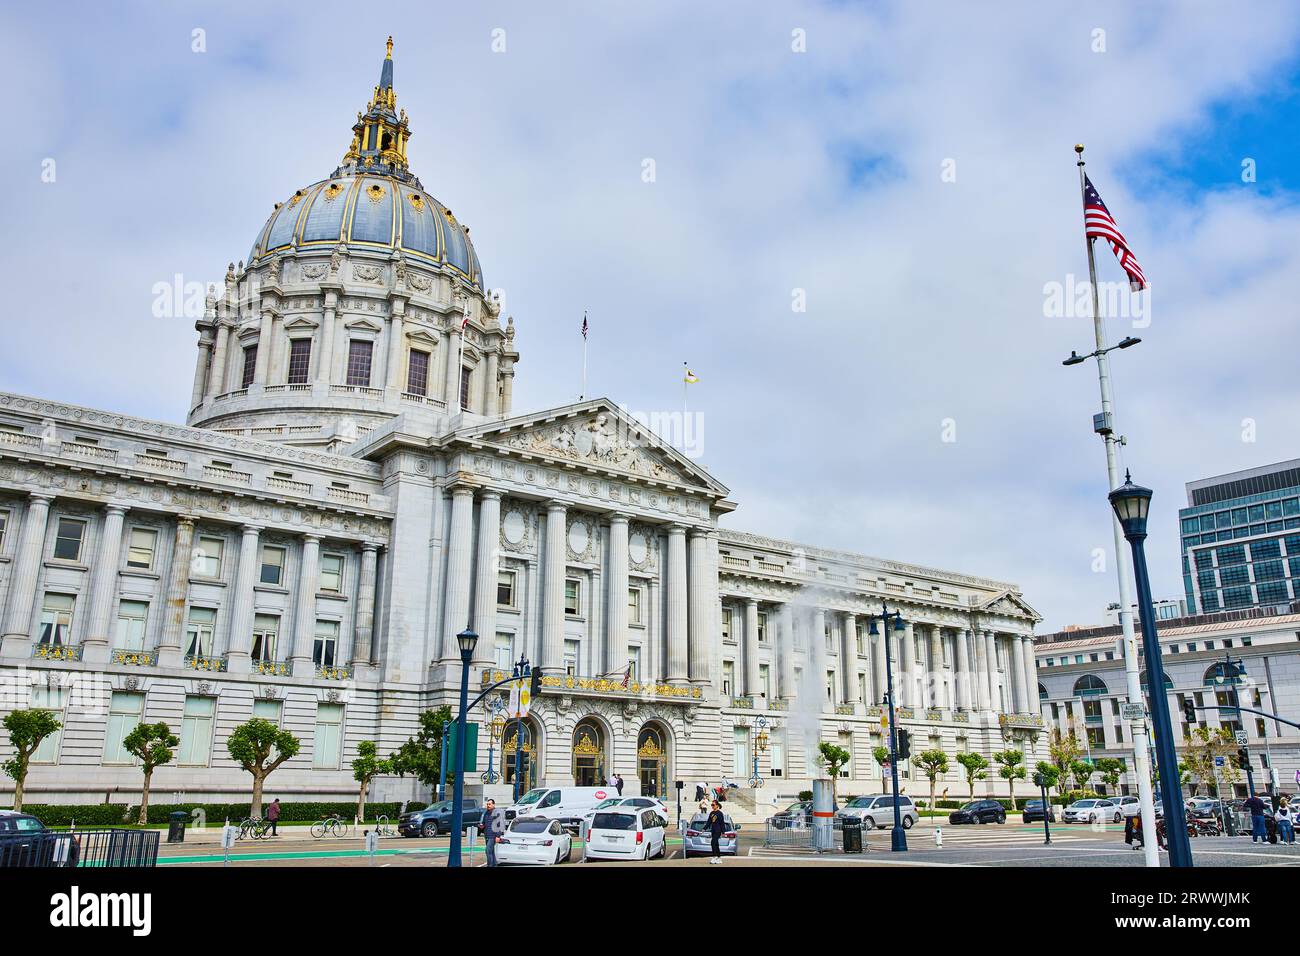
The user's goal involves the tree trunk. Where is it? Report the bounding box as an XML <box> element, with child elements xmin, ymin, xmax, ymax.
<box><xmin>12</xmin><ymin>772</ymin><xmax>24</xmax><ymax>812</ymax></box>
<box><xmin>139</xmin><ymin>768</ymin><xmax>153</xmax><ymax>826</ymax></box>
<box><xmin>931</xmin><ymin>780</ymin><xmax>938</xmax><ymax>827</ymax></box>
<box><xmin>251</xmin><ymin>771</ymin><xmax>265</xmax><ymax>819</ymax></box>
<box><xmin>357</xmin><ymin>780</ymin><xmax>367</xmax><ymax>824</ymax></box>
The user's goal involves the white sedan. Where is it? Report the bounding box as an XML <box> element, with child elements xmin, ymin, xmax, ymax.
<box><xmin>495</xmin><ymin>816</ymin><xmax>573</xmax><ymax>866</ymax></box>
<box><xmin>1062</xmin><ymin>799</ymin><xmax>1121</xmax><ymax>824</ymax></box>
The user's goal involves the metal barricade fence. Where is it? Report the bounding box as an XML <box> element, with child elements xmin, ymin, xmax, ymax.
<box><xmin>0</xmin><ymin>828</ymin><xmax>160</xmax><ymax>868</ymax></box>
<box><xmin>764</xmin><ymin>815</ymin><xmax>843</xmax><ymax>851</ymax></box>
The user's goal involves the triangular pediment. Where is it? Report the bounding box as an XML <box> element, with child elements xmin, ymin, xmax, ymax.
<box><xmin>976</xmin><ymin>588</ymin><xmax>1043</xmax><ymax>622</ymax></box>
<box><xmin>451</xmin><ymin>398</ymin><xmax>730</xmax><ymax>497</ymax></box>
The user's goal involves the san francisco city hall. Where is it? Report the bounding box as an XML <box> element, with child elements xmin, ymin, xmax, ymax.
<box><xmin>0</xmin><ymin>42</ymin><xmax>1045</xmax><ymax>809</ymax></box>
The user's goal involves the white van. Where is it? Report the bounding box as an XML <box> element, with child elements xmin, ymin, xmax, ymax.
<box><xmin>504</xmin><ymin>786</ymin><xmax>616</xmax><ymax>831</ymax></box>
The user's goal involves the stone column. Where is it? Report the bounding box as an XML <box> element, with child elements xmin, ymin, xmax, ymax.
<box><xmin>470</xmin><ymin>491</ymin><xmax>502</xmax><ymax>669</ymax></box>
<box><xmin>267</xmin><ymin>313</ymin><xmax>285</xmax><ymax>383</ymax></box>
<box><xmin>954</xmin><ymin>627</ymin><xmax>972</xmax><ymax>711</ymax></box>
<box><xmin>870</xmin><ymin>623</ymin><xmax>887</xmax><ymax>708</ymax></box>
<box><xmin>317</xmin><ymin>291</ymin><xmax>338</xmax><ymax>386</ymax></box>
<box><xmin>1</xmin><ymin>493</ymin><xmax>54</xmax><ymax>657</ymax></box>
<box><xmin>484</xmin><ymin>350</ymin><xmax>500</xmax><ymax>417</ymax></box>
<box><xmin>1022</xmin><ymin>634</ymin><xmax>1040</xmax><ymax>716</ymax></box>
<box><xmin>207</xmin><ymin>323</ymin><xmax>230</xmax><ymax>400</ymax></box>
<box><xmin>687</xmin><ymin>528</ymin><xmax>710</xmax><ymax>685</ymax></box>
<box><xmin>776</xmin><ymin>603</ymin><xmax>795</xmax><ymax>699</ymax></box>
<box><xmin>605</xmin><ymin>513</ymin><xmax>630</xmax><ymax>678</ymax></box>
<box><xmin>540</xmin><ymin>501</ymin><xmax>567</xmax><ymax>671</ymax></box>
<box><xmin>900</xmin><ymin>622</ymin><xmax>916</xmax><ymax>707</ymax></box>
<box><xmin>191</xmin><ymin>339</ymin><xmax>212</xmax><ymax>410</ymax></box>
<box><xmin>221</xmin><ymin>524</ymin><xmax>260</xmax><ymax>673</ymax></box>
<box><xmin>928</xmin><ymin>625</ymin><xmax>945</xmax><ymax>709</ymax></box>
<box><xmin>666</xmin><ymin>524</ymin><xmax>688</xmax><ymax>683</ymax></box>
<box><xmin>153</xmin><ymin>516</ymin><xmax>197</xmax><ymax>669</ymax></box>
<box><xmin>972</xmin><ymin>627</ymin><xmax>990</xmax><ymax>711</ymax></box>
<box><xmin>837</xmin><ymin>611</ymin><xmax>856</xmax><ymax>705</ymax></box>
<box><xmin>82</xmin><ymin>504</ymin><xmax>128</xmax><ymax>664</ymax></box>
<box><xmin>744</xmin><ymin>599</ymin><xmax>761</xmax><ymax>698</ymax></box>
<box><xmin>441</xmin><ymin>486</ymin><xmax>476</xmax><ymax>661</ymax></box>
<box><xmin>1011</xmin><ymin>633</ymin><xmax>1028</xmax><ymax>714</ymax></box>
<box><xmin>444</xmin><ymin>323</ymin><xmax>463</xmax><ymax>409</ymax></box>
<box><xmin>385</xmin><ymin>311</ymin><xmax>406</xmax><ymax>392</ymax></box>
<box><xmin>253</xmin><ymin>310</ymin><xmax>274</xmax><ymax>384</ymax></box>
<box><xmin>290</xmin><ymin>535</ymin><xmax>322</xmax><ymax>675</ymax></box>
<box><xmin>984</xmin><ymin>630</ymin><xmax>1000</xmax><ymax>713</ymax></box>
<box><xmin>353</xmin><ymin>544</ymin><xmax>379</xmax><ymax>666</ymax></box>
<box><xmin>501</xmin><ymin>365</ymin><xmax>515</xmax><ymax>416</ymax></box>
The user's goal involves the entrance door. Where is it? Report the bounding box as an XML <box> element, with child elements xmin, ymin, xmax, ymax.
<box><xmin>637</xmin><ymin>726</ymin><xmax>667</xmax><ymax>798</ymax></box>
<box><xmin>572</xmin><ymin>721</ymin><xmax>605</xmax><ymax>787</ymax></box>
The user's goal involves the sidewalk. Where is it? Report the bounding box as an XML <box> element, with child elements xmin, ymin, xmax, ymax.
<box><xmin>167</xmin><ymin>824</ymin><xmax>395</xmax><ymax>846</ymax></box>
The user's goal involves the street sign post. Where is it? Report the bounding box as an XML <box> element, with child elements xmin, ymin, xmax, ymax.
<box><xmin>1234</xmin><ymin>730</ymin><xmax>1249</xmax><ymax>746</ymax></box>
<box><xmin>1121</xmin><ymin>703</ymin><xmax>1147</xmax><ymax>721</ymax></box>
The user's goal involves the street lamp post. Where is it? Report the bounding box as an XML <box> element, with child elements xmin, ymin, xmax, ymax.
<box><xmin>749</xmin><ymin>717</ymin><xmax>769</xmax><ymax>789</ymax></box>
<box><xmin>1109</xmin><ymin>474</ymin><xmax>1193</xmax><ymax>867</ymax></box>
<box><xmin>867</xmin><ymin>603</ymin><xmax>909</xmax><ymax>852</ymax></box>
<box><xmin>483</xmin><ymin>700</ymin><xmax>506</xmax><ymax>785</ymax></box>
<box><xmin>447</xmin><ymin>628</ymin><xmax>478</xmax><ymax>868</ymax></box>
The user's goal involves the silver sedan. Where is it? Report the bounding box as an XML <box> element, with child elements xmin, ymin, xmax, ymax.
<box><xmin>682</xmin><ymin>813</ymin><xmax>740</xmax><ymax>857</ymax></box>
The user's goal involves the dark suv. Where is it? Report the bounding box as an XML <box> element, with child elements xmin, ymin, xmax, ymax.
<box><xmin>0</xmin><ymin>810</ymin><xmax>75</xmax><ymax>867</ymax></box>
<box><xmin>1022</xmin><ymin>799</ymin><xmax>1057</xmax><ymax>824</ymax></box>
<box><xmin>949</xmin><ymin>800</ymin><xmax>1006</xmax><ymax>825</ymax></box>
<box><xmin>398</xmin><ymin>800</ymin><xmax>484</xmax><ymax>837</ymax></box>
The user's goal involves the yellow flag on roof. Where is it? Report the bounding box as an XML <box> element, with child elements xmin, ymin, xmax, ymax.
<box><xmin>683</xmin><ymin>363</ymin><xmax>699</xmax><ymax>384</ymax></box>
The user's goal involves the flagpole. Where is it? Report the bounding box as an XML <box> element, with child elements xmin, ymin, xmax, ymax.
<box><xmin>1075</xmin><ymin>143</ymin><xmax>1158</xmax><ymax>868</ymax></box>
<box><xmin>456</xmin><ymin>320</ymin><xmax>464</xmax><ymax>415</ymax></box>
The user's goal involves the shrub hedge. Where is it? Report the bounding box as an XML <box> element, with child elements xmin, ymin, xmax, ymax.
<box><xmin>20</xmin><ymin>801</ymin><xmax>428</xmax><ymax>827</ymax></box>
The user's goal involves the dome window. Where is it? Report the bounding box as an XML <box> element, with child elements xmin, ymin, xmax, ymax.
<box><xmin>366</xmin><ymin>183</ymin><xmax>385</xmax><ymax>204</ymax></box>
<box><xmin>323</xmin><ymin>183</ymin><xmax>343</xmax><ymax>202</ymax></box>
<box><xmin>408</xmin><ymin>193</ymin><xmax>425</xmax><ymax>212</ymax></box>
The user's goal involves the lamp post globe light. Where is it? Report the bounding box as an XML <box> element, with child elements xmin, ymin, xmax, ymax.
<box><xmin>868</xmin><ymin>603</ymin><xmax>909</xmax><ymax>852</ymax></box>
<box><xmin>447</xmin><ymin>628</ymin><xmax>478</xmax><ymax>868</ymax></box>
<box><xmin>749</xmin><ymin>717</ymin><xmax>769</xmax><ymax>788</ymax></box>
<box><xmin>1108</xmin><ymin>474</ymin><xmax>1194</xmax><ymax>868</ymax></box>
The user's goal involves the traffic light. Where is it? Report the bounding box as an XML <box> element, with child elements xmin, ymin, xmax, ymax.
<box><xmin>1237</xmin><ymin>747</ymin><xmax>1250</xmax><ymax>771</ymax></box>
<box><xmin>1181</xmin><ymin>697</ymin><xmax>1197</xmax><ymax>725</ymax></box>
<box><xmin>529</xmin><ymin>665</ymin><xmax>544</xmax><ymax>700</ymax></box>
<box><xmin>897</xmin><ymin>729</ymin><xmax>912</xmax><ymax>761</ymax></box>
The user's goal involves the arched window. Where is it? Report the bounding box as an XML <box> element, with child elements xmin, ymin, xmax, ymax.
<box><xmin>637</xmin><ymin>724</ymin><xmax>669</xmax><ymax>799</ymax></box>
<box><xmin>1203</xmin><ymin>661</ymin><xmax>1245</xmax><ymax>687</ymax></box>
<box><xmin>1073</xmin><ymin>674</ymin><xmax>1108</xmax><ymax>697</ymax></box>
<box><xmin>1139</xmin><ymin>670</ymin><xmax>1173</xmax><ymax>694</ymax></box>
<box><xmin>1038</xmin><ymin>682</ymin><xmax>1049</xmax><ymax>701</ymax></box>
<box><xmin>571</xmin><ymin>718</ymin><xmax>606</xmax><ymax>788</ymax></box>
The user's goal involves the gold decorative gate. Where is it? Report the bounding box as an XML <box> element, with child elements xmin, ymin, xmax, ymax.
<box><xmin>637</xmin><ymin>726</ymin><xmax>668</xmax><ymax>799</ymax></box>
<box><xmin>572</xmin><ymin>720</ymin><xmax>605</xmax><ymax>787</ymax></box>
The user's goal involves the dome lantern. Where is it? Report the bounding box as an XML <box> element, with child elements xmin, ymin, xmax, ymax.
<box><xmin>342</xmin><ymin>36</ymin><xmax>413</xmax><ymax>181</ymax></box>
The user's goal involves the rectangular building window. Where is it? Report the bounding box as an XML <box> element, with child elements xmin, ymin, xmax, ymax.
<box><xmin>721</xmin><ymin>609</ymin><xmax>733</xmax><ymax>643</ymax></box>
<box><xmin>37</xmin><ymin>593</ymin><xmax>75</xmax><ymax>646</ymax></box>
<box><xmin>346</xmin><ymin>341</ymin><xmax>373</xmax><ymax>387</ymax></box>
<box><xmin>30</xmin><ymin>685</ymin><xmax>66</xmax><ymax>764</ymax></box>
<box><xmin>313</xmin><ymin>620</ymin><xmax>339</xmax><ymax>668</ymax></box>
<box><xmin>497</xmin><ymin>569</ymin><xmax>516</xmax><ymax>607</ymax></box>
<box><xmin>196</xmin><ymin>536</ymin><xmax>224</xmax><ymax>577</ymax></box>
<box><xmin>103</xmin><ymin>691</ymin><xmax>145</xmax><ymax>764</ymax></box>
<box><xmin>251</xmin><ymin>613</ymin><xmax>279</xmax><ymax>662</ymax></box>
<box><xmin>319</xmin><ymin>552</ymin><xmax>344</xmax><ymax>593</ymax></box>
<box><xmin>185</xmin><ymin>607</ymin><xmax>217</xmax><ymax>657</ymax></box>
<box><xmin>125</xmin><ymin>527</ymin><xmax>157</xmax><ymax>570</ymax></box>
<box><xmin>0</xmin><ymin>509</ymin><xmax>8</xmax><ymax>552</ymax></box>
<box><xmin>564</xmin><ymin>579</ymin><xmax>581</xmax><ymax>616</ymax></box>
<box><xmin>760</xmin><ymin>664</ymin><xmax>771</xmax><ymax>699</ymax></box>
<box><xmin>253</xmin><ymin>698</ymin><xmax>283</xmax><ymax>726</ymax></box>
<box><xmin>240</xmin><ymin>345</ymin><xmax>257</xmax><ymax>388</ymax></box>
<box><xmin>722</xmin><ymin>660</ymin><xmax>734</xmax><ymax>696</ymax></box>
<box><xmin>459</xmin><ymin>365</ymin><xmax>472</xmax><ymax>410</ymax></box>
<box><xmin>406</xmin><ymin>349</ymin><xmax>430</xmax><ymax>397</ymax></box>
<box><xmin>629</xmin><ymin>645</ymin><xmax>641</xmax><ymax>679</ymax></box>
<box><xmin>260</xmin><ymin>545</ymin><xmax>286</xmax><ymax>586</ymax></box>
<box><xmin>115</xmin><ymin>600</ymin><xmax>149</xmax><ymax>651</ymax></box>
<box><xmin>313</xmin><ymin>702</ymin><xmax>345</xmax><ymax>769</ymax></box>
<box><xmin>628</xmin><ymin>587</ymin><xmax>642</xmax><ymax>625</ymax></box>
<box><xmin>494</xmin><ymin>633</ymin><xmax>514</xmax><ymax>670</ymax></box>
<box><xmin>564</xmin><ymin>639</ymin><xmax>580</xmax><ymax>676</ymax></box>
<box><xmin>757</xmin><ymin>612</ymin><xmax>768</xmax><ymax>644</ymax></box>
<box><xmin>53</xmin><ymin>518</ymin><xmax>85</xmax><ymax>561</ymax></box>
<box><xmin>286</xmin><ymin>338</ymin><xmax>312</xmax><ymax>384</ymax></box>
<box><xmin>178</xmin><ymin>696</ymin><xmax>216</xmax><ymax>766</ymax></box>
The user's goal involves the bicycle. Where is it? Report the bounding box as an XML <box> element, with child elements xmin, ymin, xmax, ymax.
<box><xmin>238</xmin><ymin>817</ymin><xmax>272</xmax><ymax>840</ymax></box>
<box><xmin>373</xmin><ymin>815</ymin><xmax>397</xmax><ymax>838</ymax></box>
<box><xmin>311</xmin><ymin>814</ymin><xmax>350</xmax><ymax>839</ymax></box>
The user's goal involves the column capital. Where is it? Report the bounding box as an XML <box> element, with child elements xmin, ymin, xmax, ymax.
<box><xmin>745</xmin><ymin>596</ymin><xmax>759</xmax><ymax>609</ymax></box>
<box><xmin>448</xmin><ymin>480</ymin><xmax>479</xmax><ymax>498</ymax></box>
<box><xmin>175</xmin><ymin>514</ymin><xmax>197</xmax><ymax>527</ymax></box>
<box><xmin>544</xmin><ymin>498</ymin><xmax>568</xmax><ymax>513</ymax></box>
<box><xmin>302</xmin><ymin>533</ymin><xmax>322</xmax><ymax>545</ymax></box>
<box><xmin>238</xmin><ymin>523</ymin><xmax>264</xmax><ymax>536</ymax></box>
<box><xmin>28</xmin><ymin>492</ymin><xmax>55</xmax><ymax>505</ymax></box>
<box><xmin>104</xmin><ymin>503</ymin><xmax>129</xmax><ymax>517</ymax></box>
<box><xmin>361</xmin><ymin>542</ymin><xmax>380</xmax><ymax>555</ymax></box>
<box><xmin>666</xmin><ymin>522</ymin><xmax>687</xmax><ymax>536</ymax></box>
<box><xmin>607</xmin><ymin>511</ymin><xmax>631</xmax><ymax>525</ymax></box>
<box><xmin>479</xmin><ymin>488</ymin><xmax>503</xmax><ymax>503</ymax></box>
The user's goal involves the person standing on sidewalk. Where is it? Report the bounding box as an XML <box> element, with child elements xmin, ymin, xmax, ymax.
<box><xmin>1276</xmin><ymin>798</ymin><xmax>1295</xmax><ymax>845</ymax></box>
<box><xmin>266</xmin><ymin>799</ymin><xmax>281</xmax><ymax>837</ymax></box>
<box><xmin>706</xmin><ymin>800</ymin><xmax>726</xmax><ymax>865</ymax></box>
<box><xmin>1244</xmin><ymin>793</ymin><xmax>1268</xmax><ymax>843</ymax></box>
<box><xmin>480</xmin><ymin>798</ymin><xmax>505</xmax><ymax>866</ymax></box>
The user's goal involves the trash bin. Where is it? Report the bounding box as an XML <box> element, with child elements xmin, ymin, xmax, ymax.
<box><xmin>842</xmin><ymin>817</ymin><xmax>862</xmax><ymax>853</ymax></box>
<box><xmin>167</xmin><ymin>810</ymin><xmax>188</xmax><ymax>844</ymax></box>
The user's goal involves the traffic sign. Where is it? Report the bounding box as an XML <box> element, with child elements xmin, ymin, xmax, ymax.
<box><xmin>1121</xmin><ymin>703</ymin><xmax>1146</xmax><ymax>721</ymax></box>
<box><xmin>1214</xmin><ymin>756</ymin><xmax>1225</xmax><ymax>767</ymax></box>
<box><xmin>1234</xmin><ymin>730</ymin><xmax>1248</xmax><ymax>746</ymax></box>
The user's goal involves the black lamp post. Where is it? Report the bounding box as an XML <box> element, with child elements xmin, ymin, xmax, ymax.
<box><xmin>447</xmin><ymin>627</ymin><xmax>478</xmax><ymax>868</ymax></box>
<box><xmin>868</xmin><ymin>603</ymin><xmax>909</xmax><ymax>852</ymax></box>
<box><xmin>1109</xmin><ymin>473</ymin><xmax>1193</xmax><ymax>868</ymax></box>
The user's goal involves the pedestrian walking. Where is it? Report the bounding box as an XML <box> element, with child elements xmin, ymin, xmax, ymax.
<box><xmin>1276</xmin><ymin>798</ymin><xmax>1295</xmax><ymax>845</ymax></box>
<box><xmin>607</xmin><ymin>771</ymin><xmax>618</xmax><ymax>790</ymax></box>
<box><xmin>694</xmin><ymin>782</ymin><xmax>706</xmax><ymax>802</ymax></box>
<box><xmin>1244</xmin><ymin>793</ymin><xmax>1268</xmax><ymax>843</ymax></box>
<box><xmin>706</xmin><ymin>800</ymin><xmax>726</xmax><ymax>864</ymax></box>
<box><xmin>266</xmin><ymin>798</ymin><xmax>281</xmax><ymax>836</ymax></box>
<box><xmin>480</xmin><ymin>798</ymin><xmax>505</xmax><ymax>866</ymax></box>
<box><xmin>615</xmin><ymin>774</ymin><xmax>624</xmax><ymax>796</ymax></box>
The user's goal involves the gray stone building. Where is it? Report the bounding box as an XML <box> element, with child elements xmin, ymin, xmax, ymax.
<box><xmin>1036</xmin><ymin>604</ymin><xmax>1300</xmax><ymax>799</ymax></box>
<box><xmin>0</xmin><ymin>41</ymin><xmax>1045</xmax><ymax>810</ymax></box>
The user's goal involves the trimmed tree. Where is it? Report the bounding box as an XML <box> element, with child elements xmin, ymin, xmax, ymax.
<box><xmin>913</xmin><ymin>749</ymin><xmax>949</xmax><ymax>824</ymax></box>
<box><xmin>1094</xmin><ymin>757</ymin><xmax>1125</xmax><ymax>797</ymax></box>
<box><xmin>388</xmin><ymin>706</ymin><xmax>454</xmax><ymax>793</ymax></box>
<box><xmin>993</xmin><ymin>749</ymin><xmax>1025</xmax><ymax>810</ymax></box>
<box><xmin>872</xmin><ymin>746</ymin><xmax>893</xmax><ymax>793</ymax></box>
<box><xmin>1069</xmin><ymin>758</ymin><xmax>1094</xmax><ymax>793</ymax></box>
<box><xmin>122</xmin><ymin>722</ymin><xmax>179</xmax><ymax>825</ymax></box>
<box><xmin>818</xmin><ymin>742</ymin><xmax>851</xmax><ymax>804</ymax></box>
<box><xmin>956</xmin><ymin>751</ymin><xmax>989</xmax><ymax>799</ymax></box>
<box><xmin>1048</xmin><ymin>728</ymin><xmax>1083</xmax><ymax>798</ymax></box>
<box><xmin>351</xmin><ymin>740</ymin><xmax>392</xmax><ymax>822</ymax></box>
<box><xmin>2</xmin><ymin>709</ymin><xmax>61</xmax><ymax>811</ymax></box>
<box><xmin>226</xmin><ymin>718</ymin><xmax>301</xmax><ymax>818</ymax></box>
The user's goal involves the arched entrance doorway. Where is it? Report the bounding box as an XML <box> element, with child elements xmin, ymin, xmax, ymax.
<box><xmin>637</xmin><ymin>724</ymin><xmax>669</xmax><ymax>799</ymax></box>
<box><xmin>503</xmin><ymin>718</ymin><xmax>539</xmax><ymax>795</ymax></box>
<box><xmin>571</xmin><ymin>718</ymin><xmax>606</xmax><ymax>787</ymax></box>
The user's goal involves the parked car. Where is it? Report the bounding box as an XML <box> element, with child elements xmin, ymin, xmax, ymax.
<box><xmin>504</xmin><ymin>787</ymin><xmax>616</xmax><ymax>831</ymax></box>
<box><xmin>837</xmin><ymin>794</ymin><xmax>918</xmax><ymax>830</ymax></box>
<box><xmin>1186</xmin><ymin>798</ymin><xmax>1222</xmax><ymax>820</ymax></box>
<box><xmin>684</xmin><ymin>812</ymin><xmax>740</xmax><ymax>857</ymax></box>
<box><xmin>495</xmin><ymin>816</ymin><xmax>572</xmax><ymax>866</ymax></box>
<box><xmin>398</xmin><ymin>799</ymin><xmax>483</xmax><ymax>837</ymax></box>
<box><xmin>1022</xmin><ymin>799</ymin><xmax>1056</xmax><ymax>824</ymax></box>
<box><xmin>0</xmin><ymin>810</ymin><xmax>77</xmax><ymax>867</ymax></box>
<box><xmin>770</xmin><ymin>801</ymin><xmax>812</xmax><ymax>829</ymax></box>
<box><xmin>949</xmin><ymin>800</ymin><xmax>1006</xmax><ymax>825</ymax></box>
<box><xmin>1112</xmin><ymin>795</ymin><xmax>1141</xmax><ymax>817</ymax></box>
<box><xmin>583</xmin><ymin>808</ymin><xmax>668</xmax><ymax>861</ymax></box>
<box><xmin>578</xmin><ymin>796</ymin><xmax>668</xmax><ymax>831</ymax></box>
<box><xmin>1062</xmin><ymin>799</ymin><xmax>1121</xmax><ymax>824</ymax></box>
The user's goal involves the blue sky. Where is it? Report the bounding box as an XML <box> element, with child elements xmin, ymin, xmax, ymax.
<box><xmin>2</xmin><ymin>1</ymin><xmax>1299</xmax><ymax>631</ymax></box>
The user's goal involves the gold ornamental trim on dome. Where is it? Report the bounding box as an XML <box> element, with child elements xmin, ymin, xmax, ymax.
<box><xmin>323</xmin><ymin>182</ymin><xmax>344</xmax><ymax>202</ymax></box>
<box><xmin>408</xmin><ymin>192</ymin><xmax>425</xmax><ymax>212</ymax></box>
<box><xmin>365</xmin><ymin>183</ymin><xmax>385</xmax><ymax>204</ymax></box>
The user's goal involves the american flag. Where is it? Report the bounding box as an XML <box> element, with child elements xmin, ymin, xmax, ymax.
<box><xmin>461</xmin><ymin>314</ymin><xmax>469</xmax><ymax>331</ymax></box>
<box><xmin>621</xmin><ymin>661</ymin><xmax>631</xmax><ymax>688</ymax></box>
<box><xmin>1083</xmin><ymin>174</ymin><xmax>1148</xmax><ymax>291</ymax></box>
<box><xmin>581</xmin><ymin>312</ymin><xmax>589</xmax><ymax>340</ymax></box>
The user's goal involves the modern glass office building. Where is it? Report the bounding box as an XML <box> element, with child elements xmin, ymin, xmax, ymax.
<box><xmin>1180</xmin><ymin>459</ymin><xmax>1300</xmax><ymax>614</ymax></box>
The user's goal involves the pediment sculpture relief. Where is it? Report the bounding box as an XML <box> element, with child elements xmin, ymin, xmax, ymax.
<box><xmin>500</xmin><ymin>414</ymin><xmax>683</xmax><ymax>482</ymax></box>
